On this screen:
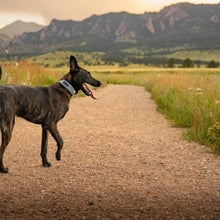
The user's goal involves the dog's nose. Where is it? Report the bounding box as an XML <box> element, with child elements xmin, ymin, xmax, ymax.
<box><xmin>97</xmin><ymin>81</ymin><xmax>102</xmax><ymax>87</ymax></box>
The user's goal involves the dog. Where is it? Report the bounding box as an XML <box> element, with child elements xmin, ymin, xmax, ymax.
<box><xmin>0</xmin><ymin>55</ymin><xmax>101</xmax><ymax>173</ymax></box>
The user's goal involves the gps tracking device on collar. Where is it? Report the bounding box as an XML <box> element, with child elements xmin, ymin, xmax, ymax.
<box><xmin>59</xmin><ymin>79</ymin><xmax>76</xmax><ymax>96</ymax></box>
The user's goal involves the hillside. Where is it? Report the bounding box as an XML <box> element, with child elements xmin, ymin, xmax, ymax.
<box><xmin>1</xmin><ymin>3</ymin><xmax>220</xmax><ymax>62</ymax></box>
<box><xmin>0</xmin><ymin>20</ymin><xmax>44</xmax><ymax>38</ymax></box>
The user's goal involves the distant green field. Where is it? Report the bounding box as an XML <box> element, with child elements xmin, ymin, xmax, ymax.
<box><xmin>28</xmin><ymin>50</ymin><xmax>220</xmax><ymax>68</ymax></box>
<box><xmin>29</xmin><ymin>51</ymin><xmax>105</xmax><ymax>68</ymax></box>
<box><xmin>167</xmin><ymin>50</ymin><xmax>220</xmax><ymax>62</ymax></box>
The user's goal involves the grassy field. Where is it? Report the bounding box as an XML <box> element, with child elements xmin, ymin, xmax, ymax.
<box><xmin>1</xmin><ymin>60</ymin><xmax>220</xmax><ymax>154</ymax></box>
<box><xmin>27</xmin><ymin>50</ymin><xmax>220</xmax><ymax>68</ymax></box>
<box><xmin>167</xmin><ymin>50</ymin><xmax>220</xmax><ymax>63</ymax></box>
<box><xmin>30</xmin><ymin>51</ymin><xmax>105</xmax><ymax>68</ymax></box>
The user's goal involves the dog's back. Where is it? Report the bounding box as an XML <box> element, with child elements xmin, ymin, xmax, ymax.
<box><xmin>0</xmin><ymin>84</ymin><xmax>69</xmax><ymax>124</ymax></box>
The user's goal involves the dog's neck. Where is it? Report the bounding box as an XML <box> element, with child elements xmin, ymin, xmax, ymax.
<box><xmin>59</xmin><ymin>80</ymin><xmax>76</xmax><ymax>96</ymax></box>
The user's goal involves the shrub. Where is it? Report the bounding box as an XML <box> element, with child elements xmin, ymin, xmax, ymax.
<box><xmin>182</xmin><ymin>58</ymin><xmax>194</xmax><ymax>68</ymax></box>
<box><xmin>207</xmin><ymin>60</ymin><xmax>219</xmax><ymax>68</ymax></box>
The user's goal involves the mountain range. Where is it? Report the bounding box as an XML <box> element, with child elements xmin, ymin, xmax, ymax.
<box><xmin>1</xmin><ymin>2</ymin><xmax>220</xmax><ymax>58</ymax></box>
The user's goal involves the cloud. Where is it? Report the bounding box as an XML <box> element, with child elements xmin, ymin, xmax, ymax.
<box><xmin>0</xmin><ymin>0</ymin><xmax>136</xmax><ymax>25</ymax></box>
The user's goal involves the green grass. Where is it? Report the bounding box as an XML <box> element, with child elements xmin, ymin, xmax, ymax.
<box><xmin>167</xmin><ymin>49</ymin><xmax>220</xmax><ymax>62</ymax></box>
<box><xmin>28</xmin><ymin>49</ymin><xmax>220</xmax><ymax>69</ymax></box>
<box><xmin>30</xmin><ymin>51</ymin><xmax>105</xmax><ymax>68</ymax></box>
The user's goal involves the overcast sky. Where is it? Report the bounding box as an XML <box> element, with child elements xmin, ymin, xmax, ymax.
<box><xmin>0</xmin><ymin>0</ymin><xmax>219</xmax><ymax>28</ymax></box>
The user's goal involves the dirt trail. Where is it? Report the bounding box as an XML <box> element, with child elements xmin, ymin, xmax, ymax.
<box><xmin>0</xmin><ymin>84</ymin><xmax>220</xmax><ymax>220</ymax></box>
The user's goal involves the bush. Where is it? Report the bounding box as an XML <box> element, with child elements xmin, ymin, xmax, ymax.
<box><xmin>167</xmin><ymin>58</ymin><xmax>175</xmax><ymax>68</ymax></box>
<box><xmin>182</xmin><ymin>58</ymin><xmax>194</xmax><ymax>68</ymax></box>
<box><xmin>207</xmin><ymin>60</ymin><xmax>219</xmax><ymax>68</ymax></box>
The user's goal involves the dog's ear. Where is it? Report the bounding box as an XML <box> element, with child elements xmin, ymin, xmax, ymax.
<box><xmin>70</xmin><ymin>55</ymin><xmax>79</xmax><ymax>73</ymax></box>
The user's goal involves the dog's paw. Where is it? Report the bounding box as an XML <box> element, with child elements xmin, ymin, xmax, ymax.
<box><xmin>42</xmin><ymin>162</ymin><xmax>51</xmax><ymax>167</ymax></box>
<box><xmin>55</xmin><ymin>152</ymin><xmax>61</xmax><ymax>161</ymax></box>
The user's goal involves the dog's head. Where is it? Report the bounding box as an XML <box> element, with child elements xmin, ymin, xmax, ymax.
<box><xmin>68</xmin><ymin>55</ymin><xmax>101</xmax><ymax>99</ymax></box>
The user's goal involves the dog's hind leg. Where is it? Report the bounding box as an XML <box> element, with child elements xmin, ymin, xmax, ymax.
<box><xmin>46</xmin><ymin>123</ymin><xmax>63</xmax><ymax>161</ymax></box>
<box><xmin>41</xmin><ymin>125</ymin><xmax>51</xmax><ymax>167</ymax></box>
<box><xmin>0</xmin><ymin>119</ymin><xmax>15</xmax><ymax>173</ymax></box>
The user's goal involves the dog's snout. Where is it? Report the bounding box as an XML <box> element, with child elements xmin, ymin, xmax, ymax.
<box><xmin>97</xmin><ymin>81</ymin><xmax>102</xmax><ymax>87</ymax></box>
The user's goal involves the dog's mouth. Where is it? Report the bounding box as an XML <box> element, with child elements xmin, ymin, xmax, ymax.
<box><xmin>82</xmin><ymin>83</ymin><xmax>96</xmax><ymax>99</ymax></box>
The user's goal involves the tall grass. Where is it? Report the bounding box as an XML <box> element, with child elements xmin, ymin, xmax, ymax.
<box><xmin>147</xmin><ymin>71</ymin><xmax>220</xmax><ymax>153</ymax></box>
<box><xmin>0</xmin><ymin>60</ymin><xmax>57</xmax><ymax>86</ymax></box>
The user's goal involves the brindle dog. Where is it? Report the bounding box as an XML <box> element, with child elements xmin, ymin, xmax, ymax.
<box><xmin>0</xmin><ymin>55</ymin><xmax>101</xmax><ymax>173</ymax></box>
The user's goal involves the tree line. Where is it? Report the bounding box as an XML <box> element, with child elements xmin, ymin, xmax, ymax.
<box><xmin>1</xmin><ymin>52</ymin><xmax>219</xmax><ymax>68</ymax></box>
<box><xmin>167</xmin><ymin>58</ymin><xmax>219</xmax><ymax>68</ymax></box>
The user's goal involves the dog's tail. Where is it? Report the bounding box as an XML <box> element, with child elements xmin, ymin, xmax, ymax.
<box><xmin>0</xmin><ymin>65</ymin><xmax>2</xmax><ymax>80</ymax></box>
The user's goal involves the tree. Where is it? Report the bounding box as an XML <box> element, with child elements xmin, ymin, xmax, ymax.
<box><xmin>182</xmin><ymin>58</ymin><xmax>194</xmax><ymax>68</ymax></box>
<box><xmin>207</xmin><ymin>60</ymin><xmax>219</xmax><ymax>68</ymax></box>
<box><xmin>167</xmin><ymin>58</ymin><xmax>175</xmax><ymax>68</ymax></box>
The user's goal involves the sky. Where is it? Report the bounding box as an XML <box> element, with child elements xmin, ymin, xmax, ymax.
<box><xmin>0</xmin><ymin>0</ymin><xmax>219</xmax><ymax>28</ymax></box>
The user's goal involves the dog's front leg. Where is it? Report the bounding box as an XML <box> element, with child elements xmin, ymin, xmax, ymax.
<box><xmin>46</xmin><ymin>123</ymin><xmax>63</xmax><ymax>161</ymax></box>
<box><xmin>41</xmin><ymin>125</ymin><xmax>51</xmax><ymax>167</ymax></box>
